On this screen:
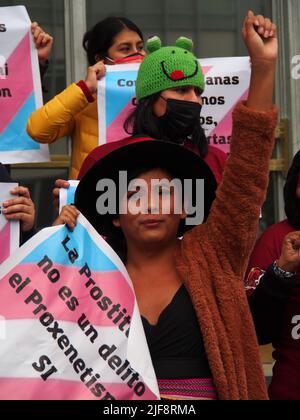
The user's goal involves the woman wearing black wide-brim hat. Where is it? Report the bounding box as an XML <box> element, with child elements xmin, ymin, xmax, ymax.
<box><xmin>71</xmin><ymin>12</ymin><xmax>278</xmax><ymax>400</ymax></box>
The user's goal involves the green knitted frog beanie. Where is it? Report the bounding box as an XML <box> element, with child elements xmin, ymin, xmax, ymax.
<box><xmin>136</xmin><ymin>36</ymin><xmax>205</xmax><ymax>101</ymax></box>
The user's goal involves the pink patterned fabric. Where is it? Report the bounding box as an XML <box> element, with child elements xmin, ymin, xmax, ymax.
<box><xmin>158</xmin><ymin>378</ymin><xmax>217</xmax><ymax>400</ymax></box>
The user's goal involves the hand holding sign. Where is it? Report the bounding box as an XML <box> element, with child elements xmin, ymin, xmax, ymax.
<box><xmin>85</xmin><ymin>61</ymin><xmax>106</xmax><ymax>94</ymax></box>
<box><xmin>54</xmin><ymin>205</ymin><xmax>80</xmax><ymax>231</ymax></box>
<box><xmin>53</xmin><ymin>179</ymin><xmax>70</xmax><ymax>211</ymax></box>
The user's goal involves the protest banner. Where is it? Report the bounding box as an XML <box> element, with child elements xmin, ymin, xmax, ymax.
<box><xmin>0</xmin><ymin>183</ymin><xmax>19</xmax><ymax>265</ymax></box>
<box><xmin>59</xmin><ymin>181</ymin><xmax>79</xmax><ymax>213</ymax></box>
<box><xmin>0</xmin><ymin>214</ymin><xmax>159</xmax><ymax>400</ymax></box>
<box><xmin>98</xmin><ymin>57</ymin><xmax>250</xmax><ymax>154</ymax></box>
<box><xmin>0</xmin><ymin>6</ymin><xmax>49</xmax><ymax>164</ymax></box>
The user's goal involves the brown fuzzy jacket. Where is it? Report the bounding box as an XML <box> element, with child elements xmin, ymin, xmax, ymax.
<box><xmin>175</xmin><ymin>101</ymin><xmax>277</xmax><ymax>400</ymax></box>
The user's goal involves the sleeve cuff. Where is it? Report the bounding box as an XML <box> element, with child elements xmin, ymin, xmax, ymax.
<box><xmin>77</xmin><ymin>80</ymin><xmax>95</xmax><ymax>103</ymax></box>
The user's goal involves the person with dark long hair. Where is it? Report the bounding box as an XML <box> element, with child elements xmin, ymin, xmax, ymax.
<box><xmin>27</xmin><ymin>17</ymin><xmax>145</xmax><ymax>180</ymax></box>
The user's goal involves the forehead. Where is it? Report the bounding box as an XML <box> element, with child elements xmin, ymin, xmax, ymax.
<box><xmin>113</xmin><ymin>29</ymin><xmax>143</xmax><ymax>46</ymax></box>
<box><xmin>134</xmin><ymin>168</ymin><xmax>173</xmax><ymax>181</ymax></box>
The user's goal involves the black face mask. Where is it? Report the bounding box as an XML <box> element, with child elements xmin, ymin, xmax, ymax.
<box><xmin>158</xmin><ymin>98</ymin><xmax>202</xmax><ymax>143</ymax></box>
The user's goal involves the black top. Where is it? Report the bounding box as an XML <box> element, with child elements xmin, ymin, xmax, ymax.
<box><xmin>142</xmin><ymin>285</ymin><xmax>212</xmax><ymax>379</ymax></box>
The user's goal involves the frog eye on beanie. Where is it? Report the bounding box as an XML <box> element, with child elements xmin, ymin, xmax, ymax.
<box><xmin>136</xmin><ymin>36</ymin><xmax>205</xmax><ymax>101</ymax></box>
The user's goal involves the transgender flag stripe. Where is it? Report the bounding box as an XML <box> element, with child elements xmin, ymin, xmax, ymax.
<box><xmin>0</xmin><ymin>378</ymin><xmax>156</xmax><ymax>400</ymax></box>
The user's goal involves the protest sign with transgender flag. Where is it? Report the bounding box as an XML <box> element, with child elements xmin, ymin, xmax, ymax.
<box><xmin>0</xmin><ymin>183</ymin><xmax>20</xmax><ymax>265</ymax></box>
<box><xmin>0</xmin><ymin>6</ymin><xmax>49</xmax><ymax>164</ymax></box>
<box><xmin>59</xmin><ymin>180</ymin><xmax>80</xmax><ymax>213</ymax></box>
<box><xmin>98</xmin><ymin>57</ymin><xmax>250</xmax><ymax>155</ymax></box>
<box><xmin>0</xmin><ymin>214</ymin><xmax>159</xmax><ymax>400</ymax></box>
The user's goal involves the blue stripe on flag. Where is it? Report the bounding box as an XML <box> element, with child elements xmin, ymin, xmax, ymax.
<box><xmin>67</xmin><ymin>187</ymin><xmax>77</xmax><ymax>205</ymax></box>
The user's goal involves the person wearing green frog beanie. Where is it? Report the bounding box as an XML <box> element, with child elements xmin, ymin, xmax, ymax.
<box><xmin>78</xmin><ymin>34</ymin><xmax>226</xmax><ymax>183</ymax></box>
<box><xmin>124</xmin><ymin>35</ymin><xmax>227</xmax><ymax>185</ymax></box>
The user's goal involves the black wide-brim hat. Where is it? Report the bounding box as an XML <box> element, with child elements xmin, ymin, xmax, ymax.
<box><xmin>75</xmin><ymin>138</ymin><xmax>217</xmax><ymax>237</ymax></box>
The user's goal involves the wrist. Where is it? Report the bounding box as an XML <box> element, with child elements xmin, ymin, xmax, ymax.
<box><xmin>251</xmin><ymin>60</ymin><xmax>277</xmax><ymax>76</ymax></box>
<box><xmin>274</xmin><ymin>260</ymin><xmax>296</xmax><ymax>277</ymax></box>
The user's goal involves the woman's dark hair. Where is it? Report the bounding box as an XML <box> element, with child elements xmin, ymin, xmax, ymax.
<box><xmin>284</xmin><ymin>150</ymin><xmax>300</xmax><ymax>229</ymax></box>
<box><xmin>124</xmin><ymin>94</ymin><xmax>209</xmax><ymax>158</ymax></box>
<box><xmin>83</xmin><ymin>17</ymin><xmax>144</xmax><ymax>66</ymax></box>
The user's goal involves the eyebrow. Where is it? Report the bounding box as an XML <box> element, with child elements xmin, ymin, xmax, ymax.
<box><xmin>117</xmin><ymin>41</ymin><xmax>144</xmax><ymax>48</ymax></box>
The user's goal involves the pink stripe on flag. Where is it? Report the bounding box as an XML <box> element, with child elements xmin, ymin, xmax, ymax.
<box><xmin>0</xmin><ymin>222</ymin><xmax>10</xmax><ymax>264</ymax></box>
<box><xmin>0</xmin><ymin>32</ymin><xmax>34</xmax><ymax>134</ymax></box>
<box><xmin>0</xmin><ymin>263</ymin><xmax>134</xmax><ymax>327</ymax></box>
<box><xmin>0</xmin><ymin>378</ymin><xmax>157</xmax><ymax>400</ymax></box>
